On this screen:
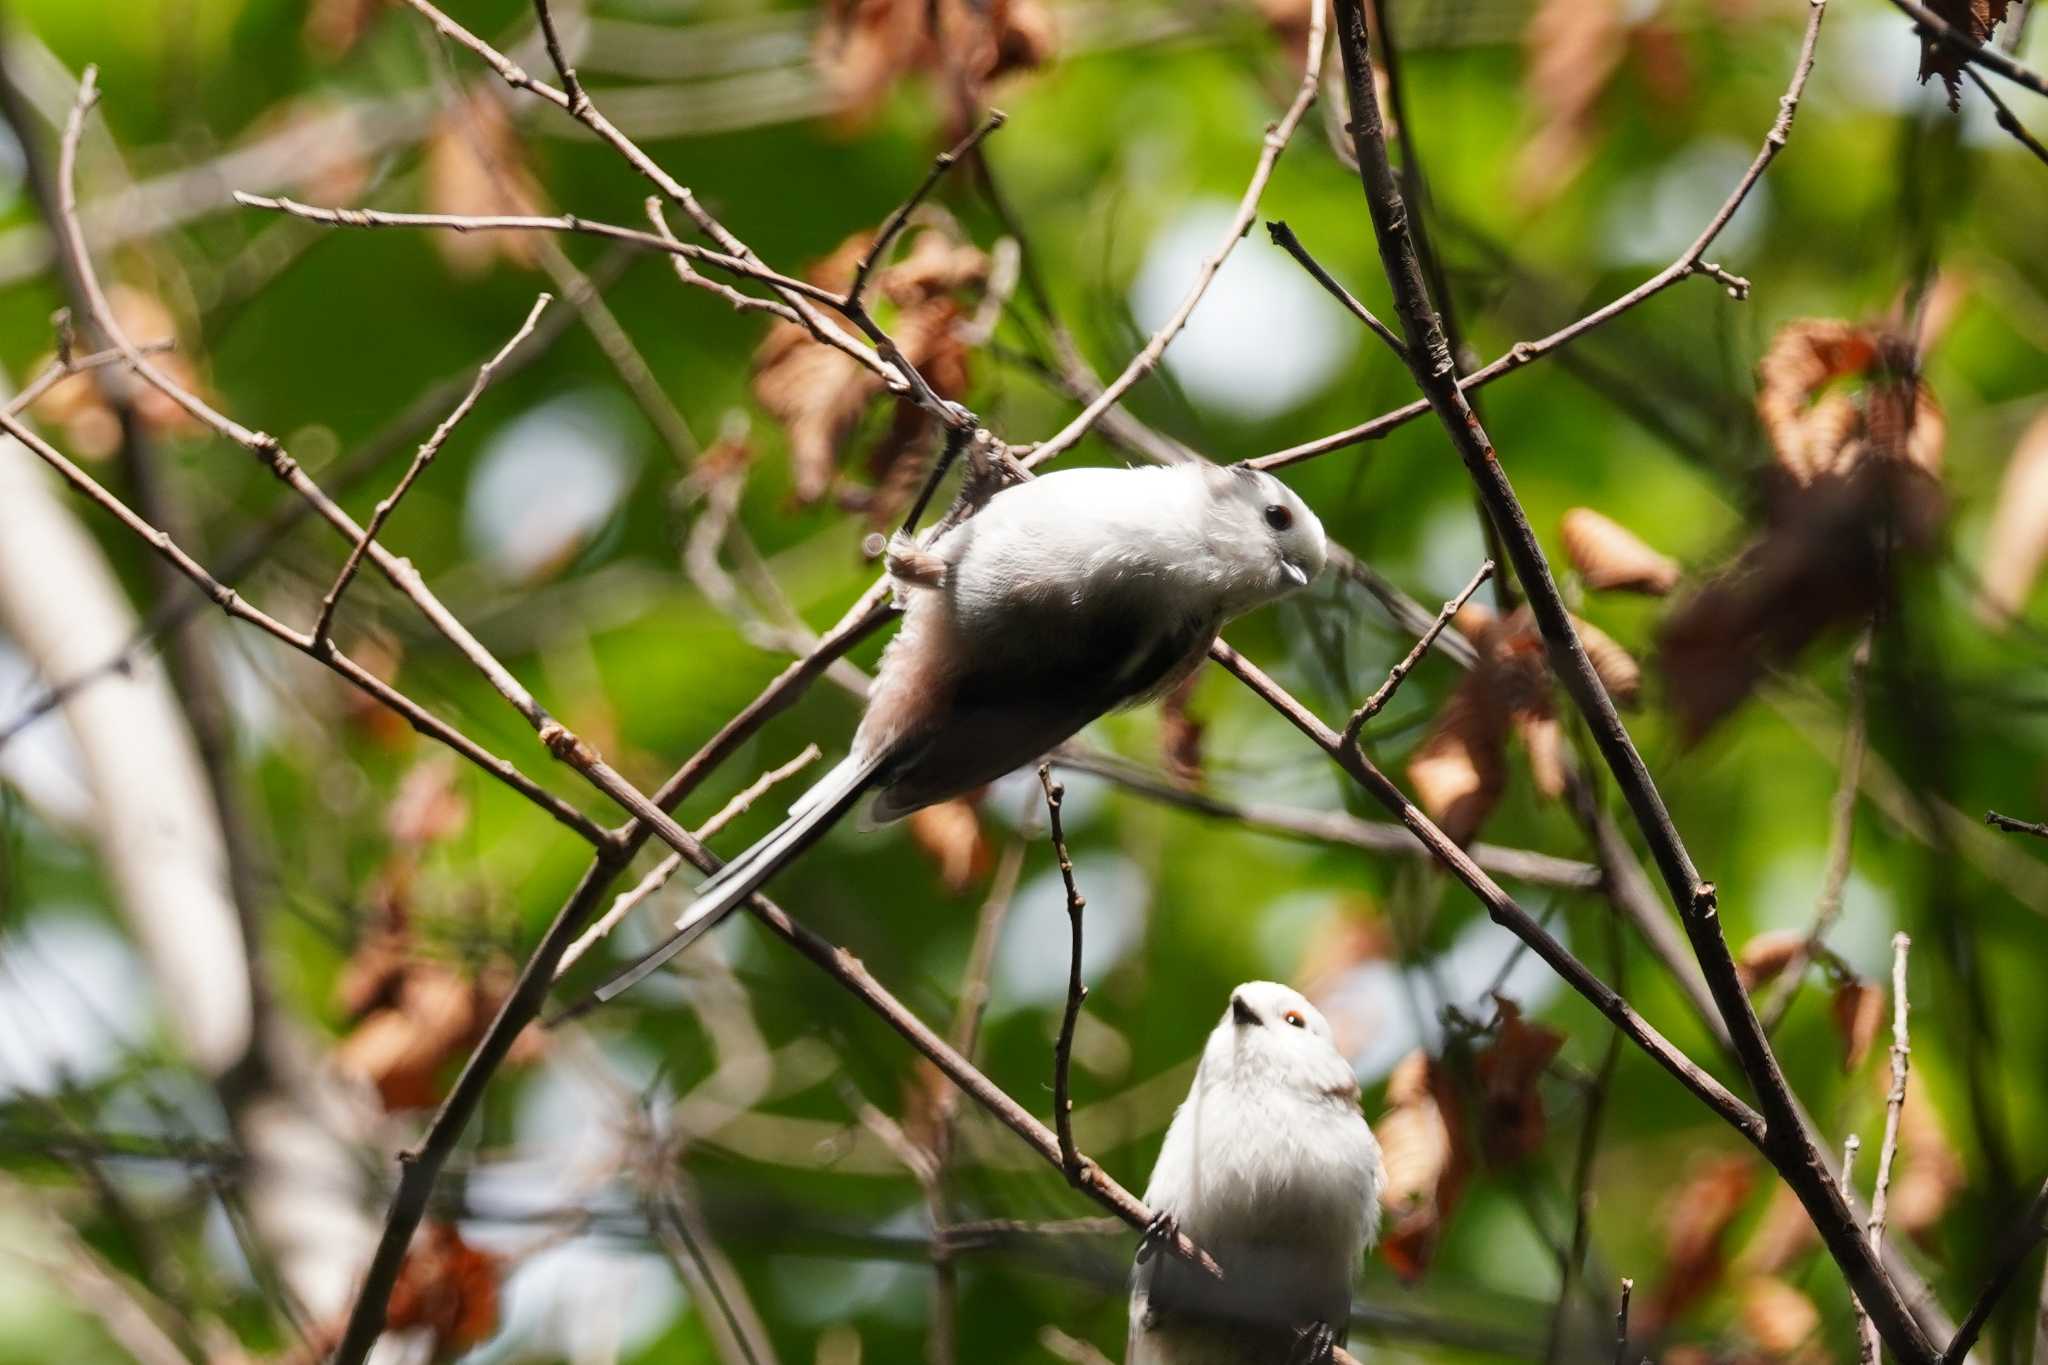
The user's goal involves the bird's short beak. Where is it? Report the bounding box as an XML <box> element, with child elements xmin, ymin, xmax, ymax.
<box><xmin>1230</xmin><ymin>994</ymin><xmax>1258</xmax><ymax>1027</ymax></box>
<box><xmin>1281</xmin><ymin>559</ymin><xmax>1309</xmax><ymax>588</ymax></box>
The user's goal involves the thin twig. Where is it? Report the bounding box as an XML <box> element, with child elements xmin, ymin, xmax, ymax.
<box><xmin>1024</xmin><ymin>0</ymin><xmax>1326</xmax><ymax>469</ymax></box>
<box><xmin>1038</xmin><ymin>764</ymin><xmax>1090</xmax><ymax>1184</ymax></box>
<box><xmin>1265</xmin><ymin>219</ymin><xmax>1408</xmax><ymax>361</ymax></box>
<box><xmin>849</xmin><ymin>110</ymin><xmax>1006</xmax><ymax>307</ymax></box>
<box><xmin>1966</xmin><ymin>65</ymin><xmax>2048</xmax><ymax>167</ymax></box>
<box><xmin>528</xmin><ymin>0</ymin><xmax>588</xmax><ymax>116</ymax></box>
<box><xmin>1343</xmin><ymin>559</ymin><xmax>1492</xmax><ymax>747</ymax></box>
<box><xmin>1843</xmin><ymin>1133</ymin><xmax>1870</xmax><ymax>1352</ymax></box>
<box><xmin>312</xmin><ymin>293</ymin><xmax>551</xmax><ymax>644</ymax></box>
<box><xmin>1986</xmin><ymin>810</ymin><xmax>2048</xmax><ymax>839</ymax></box>
<box><xmin>1864</xmin><ymin>932</ymin><xmax>1913</xmax><ymax>1363</ymax></box>
<box><xmin>1614</xmin><ymin>1277</ymin><xmax>1633</xmax><ymax>1365</ymax></box>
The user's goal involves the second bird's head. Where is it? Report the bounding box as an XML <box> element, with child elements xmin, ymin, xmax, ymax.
<box><xmin>1198</xmin><ymin>464</ymin><xmax>1328</xmax><ymax>615</ymax></box>
<box><xmin>1204</xmin><ymin>980</ymin><xmax>1356</xmax><ymax>1096</ymax></box>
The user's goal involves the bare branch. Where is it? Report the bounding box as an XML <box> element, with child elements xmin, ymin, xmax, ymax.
<box><xmin>1987</xmin><ymin>809</ymin><xmax>2048</xmax><ymax>840</ymax></box>
<box><xmin>1966</xmin><ymin>65</ymin><xmax>2048</xmax><ymax>167</ymax></box>
<box><xmin>1343</xmin><ymin>558</ymin><xmax>1492</xmax><ymax>747</ymax></box>
<box><xmin>312</xmin><ymin>292</ymin><xmax>551</xmax><ymax>645</ymax></box>
<box><xmin>850</xmin><ymin>110</ymin><xmax>1006</xmax><ymax>308</ymax></box>
<box><xmin>1864</xmin><ymin>932</ymin><xmax>1913</xmax><ymax>1363</ymax></box>
<box><xmin>1037</xmin><ymin>764</ymin><xmax>1089</xmax><ymax>1183</ymax></box>
<box><xmin>1264</xmin><ymin>219</ymin><xmax>1408</xmax><ymax>362</ymax></box>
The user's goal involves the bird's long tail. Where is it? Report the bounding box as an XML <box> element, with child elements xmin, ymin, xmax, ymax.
<box><xmin>587</xmin><ymin>752</ymin><xmax>885</xmax><ymax>1005</ymax></box>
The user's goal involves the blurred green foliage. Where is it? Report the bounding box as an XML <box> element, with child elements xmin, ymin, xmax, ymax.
<box><xmin>4</xmin><ymin>0</ymin><xmax>2048</xmax><ymax>1362</ymax></box>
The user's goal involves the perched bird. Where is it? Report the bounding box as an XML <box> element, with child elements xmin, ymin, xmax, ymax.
<box><xmin>1129</xmin><ymin>982</ymin><xmax>1383</xmax><ymax>1365</ymax></box>
<box><xmin>591</xmin><ymin>463</ymin><xmax>1327</xmax><ymax>1003</ymax></box>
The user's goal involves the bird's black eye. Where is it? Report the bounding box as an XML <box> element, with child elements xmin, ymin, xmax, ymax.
<box><xmin>1263</xmin><ymin>504</ymin><xmax>1293</xmax><ymax>532</ymax></box>
<box><xmin>1284</xmin><ymin>1009</ymin><xmax>1307</xmax><ymax>1029</ymax></box>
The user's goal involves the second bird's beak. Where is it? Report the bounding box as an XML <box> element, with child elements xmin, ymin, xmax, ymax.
<box><xmin>1231</xmin><ymin>994</ymin><xmax>1258</xmax><ymax>1027</ymax></box>
<box><xmin>1281</xmin><ymin>559</ymin><xmax>1309</xmax><ymax>588</ymax></box>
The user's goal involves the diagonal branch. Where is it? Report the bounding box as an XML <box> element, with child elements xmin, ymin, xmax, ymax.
<box><xmin>1887</xmin><ymin>0</ymin><xmax>2048</xmax><ymax>99</ymax></box>
<box><xmin>1326</xmin><ymin>2</ymin><xmax>1939</xmax><ymax>1359</ymax></box>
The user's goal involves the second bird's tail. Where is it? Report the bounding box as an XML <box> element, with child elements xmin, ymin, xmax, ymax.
<box><xmin>588</xmin><ymin>753</ymin><xmax>885</xmax><ymax>1005</ymax></box>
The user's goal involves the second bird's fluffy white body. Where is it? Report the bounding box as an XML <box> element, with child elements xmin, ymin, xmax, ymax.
<box><xmin>1129</xmin><ymin>983</ymin><xmax>1383</xmax><ymax>1365</ymax></box>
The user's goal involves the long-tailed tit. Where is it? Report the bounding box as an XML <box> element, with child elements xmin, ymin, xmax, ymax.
<box><xmin>591</xmin><ymin>464</ymin><xmax>1326</xmax><ymax>1003</ymax></box>
<box><xmin>1129</xmin><ymin>982</ymin><xmax>1383</xmax><ymax>1365</ymax></box>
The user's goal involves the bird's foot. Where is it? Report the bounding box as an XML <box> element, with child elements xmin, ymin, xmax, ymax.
<box><xmin>884</xmin><ymin>533</ymin><xmax>947</xmax><ymax>590</ymax></box>
<box><xmin>1288</xmin><ymin>1320</ymin><xmax>1336</xmax><ymax>1365</ymax></box>
<box><xmin>1135</xmin><ymin>1211</ymin><xmax>1181</xmax><ymax>1265</ymax></box>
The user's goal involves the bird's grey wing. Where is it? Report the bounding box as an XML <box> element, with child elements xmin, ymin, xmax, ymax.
<box><xmin>869</xmin><ymin>596</ymin><xmax>1214</xmax><ymax>821</ymax></box>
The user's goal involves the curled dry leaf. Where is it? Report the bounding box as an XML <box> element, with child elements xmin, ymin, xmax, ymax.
<box><xmin>1512</xmin><ymin>0</ymin><xmax>1627</xmax><ymax>207</ymax></box>
<box><xmin>1976</xmin><ymin>408</ymin><xmax>2048</xmax><ymax>627</ymax></box>
<box><xmin>1737</xmin><ymin>1275</ymin><xmax>1821</xmax><ymax>1358</ymax></box>
<box><xmin>1733</xmin><ymin>1183</ymin><xmax>1818</xmax><ymax>1278</ymax></box>
<box><xmin>817</xmin><ymin>0</ymin><xmax>1055</xmax><ymax>126</ymax></box>
<box><xmin>304</xmin><ymin>0</ymin><xmax>386</xmax><ymax>59</ymax></box>
<box><xmin>1915</xmin><ymin>0</ymin><xmax>2014</xmax><ymax>109</ymax></box>
<box><xmin>1641</xmin><ymin>1154</ymin><xmax>1755</xmax><ymax>1332</ymax></box>
<box><xmin>1736</xmin><ymin>929</ymin><xmax>1808</xmax><ymax>992</ymax></box>
<box><xmin>1159</xmin><ymin>672</ymin><xmax>1205</xmax><ymax>789</ymax></box>
<box><xmin>1473</xmin><ymin>997</ymin><xmax>1565</xmax><ymax>1166</ymax></box>
<box><xmin>424</xmin><ymin>93</ymin><xmax>547</xmax><ymax>275</ymax></box>
<box><xmin>386</xmin><ymin>754</ymin><xmax>471</xmax><ymax>847</ymax></box>
<box><xmin>1561</xmin><ymin>507</ymin><xmax>1682</xmax><ymax>595</ymax></box>
<box><xmin>1830</xmin><ymin>977</ymin><xmax>1886</xmax><ymax>1072</ymax></box>
<box><xmin>906</xmin><ymin>797</ymin><xmax>991</xmax><ymax>894</ymax></box>
<box><xmin>1406</xmin><ymin>604</ymin><xmax>1642</xmax><ymax>841</ymax></box>
<box><xmin>752</xmin><ymin>226</ymin><xmax>988</xmax><ymax>520</ymax></box>
<box><xmin>1662</xmin><ymin>319</ymin><xmax>1946</xmax><ymax>742</ymax></box>
<box><xmin>386</xmin><ymin>1221</ymin><xmax>502</xmax><ymax>1361</ymax></box>
<box><xmin>1376</xmin><ymin>1049</ymin><xmax>1469</xmax><ymax>1282</ymax></box>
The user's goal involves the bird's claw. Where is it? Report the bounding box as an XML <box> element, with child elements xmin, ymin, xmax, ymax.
<box><xmin>1135</xmin><ymin>1211</ymin><xmax>1181</xmax><ymax>1265</ymax></box>
<box><xmin>1289</xmin><ymin>1320</ymin><xmax>1336</xmax><ymax>1365</ymax></box>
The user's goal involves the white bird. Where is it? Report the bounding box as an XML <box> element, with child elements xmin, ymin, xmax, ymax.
<box><xmin>1129</xmin><ymin>982</ymin><xmax>1383</xmax><ymax>1365</ymax></box>
<box><xmin>590</xmin><ymin>463</ymin><xmax>1327</xmax><ymax>1003</ymax></box>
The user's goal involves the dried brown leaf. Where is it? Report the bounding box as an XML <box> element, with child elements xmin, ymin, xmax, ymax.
<box><xmin>1917</xmin><ymin>0</ymin><xmax>2014</xmax><ymax>109</ymax></box>
<box><xmin>1734</xmin><ymin>1183</ymin><xmax>1819</xmax><ymax>1277</ymax></box>
<box><xmin>1473</xmin><ymin>998</ymin><xmax>1565</xmax><ymax>1165</ymax></box>
<box><xmin>1159</xmin><ymin>673</ymin><xmax>1205</xmax><ymax>789</ymax></box>
<box><xmin>1512</xmin><ymin>0</ymin><xmax>1627</xmax><ymax>206</ymax></box>
<box><xmin>1376</xmin><ymin>1050</ymin><xmax>1469</xmax><ymax>1282</ymax></box>
<box><xmin>1561</xmin><ymin>507</ymin><xmax>1681</xmax><ymax>595</ymax></box>
<box><xmin>1976</xmin><ymin>408</ymin><xmax>2048</xmax><ymax>626</ymax></box>
<box><xmin>1830</xmin><ymin>978</ymin><xmax>1886</xmax><ymax>1072</ymax></box>
<box><xmin>1642</xmin><ymin>1155</ymin><xmax>1756</xmax><ymax>1331</ymax></box>
<box><xmin>817</xmin><ymin>0</ymin><xmax>1055</xmax><ymax>125</ymax></box>
<box><xmin>425</xmin><ymin>94</ymin><xmax>546</xmax><ymax>275</ymax></box>
<box><xmin>1661</xmin><ymin>319</ymin><xmax>1947</xmax><ymax>741</ymax></box>
<box><xmin>1736</xmin><ymin>929</ymin><xmax>1808</xmax><ymax>992</ymax></box>
<box><xmin>1408</xmin><ymin>679</ymin><xmax>1506</xmax><ymax>845</ymax></box>
<box><xmin>386</xmin><ymin>755</ymin><xmax>470</xmax><ymax>847</ymax></box>
<box><xmin>304</xmin><ymin>0</ymin><xmax>386</xmax><ymax>58</ymax></box>
<box><xmin>386</xmin><ymin>1222</ymin><xmax>502</xmax><ymax>1361</ymax></box>
<box><xmin>1738</xmin><ymin>1275</ymin><xmax>1821</xmax><ymax>1357</ymax></box>
<box><xmin>906</xmin><ymin>798</ymin><xmax>990</xmax><ymax>894</ymax></box>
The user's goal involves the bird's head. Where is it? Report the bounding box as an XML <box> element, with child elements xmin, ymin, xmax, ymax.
<box><xmin>1204</xmin><ymin>980</ymin><xmax>1357</xmax><ymax>1099</ymax></box>
<box><xmin>1197</xmin><ymin>464</ymin><xmax>1328</xmax><ymax>615</ymax></box>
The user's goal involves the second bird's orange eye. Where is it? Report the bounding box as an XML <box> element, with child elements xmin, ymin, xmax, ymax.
<box><xmin>1283</xmin><ymin>1010</ymin><xmax>1306</xmax><ymax>1028</ymax></box>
